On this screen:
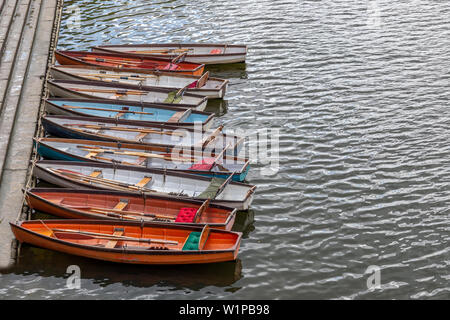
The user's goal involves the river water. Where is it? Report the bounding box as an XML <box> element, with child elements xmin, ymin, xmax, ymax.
<box><xmin>1</xmin><ymin>0</ymin><xmax>450</xmax><ymax>299</ymax></box>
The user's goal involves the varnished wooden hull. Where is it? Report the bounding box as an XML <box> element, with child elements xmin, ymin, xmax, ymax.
<box><xmin>25</xmin><ymin>188</ymin><xmax>237</xmax><ymax>231</ymax></box>
<box><xmin>11</xmin><ymin>220</ymin><xmax>242</xmax><ymax>264</ymax></box>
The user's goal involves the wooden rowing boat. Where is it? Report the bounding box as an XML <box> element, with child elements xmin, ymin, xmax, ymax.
<box><xmin>50</xmin><ymin>65</ymin><xmax>228</xmax><ymax>99</ymax></box>
<box><xmin>25</xmin><ymin>188</ymin><xmax>237</xmax><ymax>230</ymax></box>
<box><xmin>41</xmin><ymin>115</ymin><xmax>244</xmax><ymax>156</ymax></box>
<box><xmin>35</xmin><ymin>138</ymin><xmax>251</xmax><ymax>182</ymax></box>
<box><xmin>44</xmin><ymin>98</ymin><xmax>215</xmax><ymax>130</ymax></box>
<box><xmin>55</xmin><ymin>50</ymin><xmax>205</xmax><ymax>76</ymax></box>
<box><xmin>33</xmin><ymin>161</ymin><xmax>256</xmax><ymax>210</ymax></box>
<box><xmin>47</xmin><ymin>79</ymin><xmax>208</xmax><ymax>111</ymax></box>
<box><xmin>10</xmin><ymin>219</ymin><xmax>242</xmax><ymax>264</ymax></box>
<box><xmin>92</xmin><ymin>43</ymin><xmax>247</xmax><ymax>65</ymax></box>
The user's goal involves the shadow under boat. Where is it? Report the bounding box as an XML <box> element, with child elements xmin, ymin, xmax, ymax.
<box><xmin>205</xmin><ymin>62</ymin><xmax>248</xmax><ymax>80</ymax></box>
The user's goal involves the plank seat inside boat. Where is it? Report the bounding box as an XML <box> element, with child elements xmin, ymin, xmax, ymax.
<box><xmin>105</xmin><ymin>228</ymin><xmax>124</xmax><ymax>248</ymax></box>
<box><xmin>134</xmin><ymin>131</ymin><xmax>148</xmax><ymax>141</ymax></box>
<box><xmin>135</xmin><ymin>176</ymin><xmax>152</xmax><ymax>188</ymax></box>
<box><xmin>89</xmin><ymin>170</ymin><xmax>102</xmax><ymax>178</ymax></box>
<box><xmin>113</xmin><ymin>199</ymin><xmax>129</xmax><ymax>211</ymax></box>
<box><xmin>167</xmin><ymin>109</ymin><xmax>191</xmax><ymax>123</ymax></box>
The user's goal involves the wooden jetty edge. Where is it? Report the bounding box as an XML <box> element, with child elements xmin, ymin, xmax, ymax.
<box><xmin>0</xmin><ymin>0</ymin><xmax>63</xmax><ymax>269</ymax></box>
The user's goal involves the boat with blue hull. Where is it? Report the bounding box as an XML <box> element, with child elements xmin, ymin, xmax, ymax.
<box><xmin>35</xmin><ymin>138</ymin><xmax>250</xmax><ymax>182</ymax></box>
<box><xmin>44</xmin><ymin>98</ymin><xmax>215</xmax><ymax>130</ymax></box>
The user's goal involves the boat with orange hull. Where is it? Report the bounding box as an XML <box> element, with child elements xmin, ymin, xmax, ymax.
<box><xmin>10</xmin><ymin>220</ymin><xmax>242</xmax><ymax>264</ymax></box>
<box><xmin>25</xmin><ymin>188</ymin><xmax>237</xmax><ymax>230</ymax></box>
<box><xmin>55</xmin><ymin>51</ymin><xmax>205</xmax><ymax>76</ymax></box>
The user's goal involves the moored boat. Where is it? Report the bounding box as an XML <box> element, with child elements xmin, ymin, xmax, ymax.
<box><xmin>35</xmin><ymin>138</ymin><xmax>251</xmax><ymax>182</ymax></box>
<box><xmin>55</xmin><ymin>50</ymin><xmax>205</xmax><ymax>76</ymax></box>
<box><xmin>50</xmin><ymin>66</ymin><xmax>228</xmax><ymax>99</ymax></box>
<box><xmin>41</xmin><ymin>115</ymin><xmax>244</xmax><ymax>156</ymax></box>
<box><xmin>32</xmin><ymin>161</ymin><xmax>256</xmax><ymax>210</ymax></box>
<box><xmin>10</xmin><ymin>219</ymin><xmax>242</xmax><ymax>264</ymax></box>
<box><xmin>92</xmin><ymin>43</ymin><xmax>248</xmax><ymax>65</ymax></box>
<box><xmin>44</xmin><ymin>98</ymin><xmax>215</xmax><ymax>130</ymax></box>
<box><xmin>25</xmin><ymin>188</ymin><xmax>237</xmax><ymax>230</ymax></box>
<box><xmin>48</xmin><ymin>80</ymin><xmax>208</xmax><ymax>111</ymax></box>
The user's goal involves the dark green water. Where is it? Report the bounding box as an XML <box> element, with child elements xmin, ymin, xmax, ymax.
<box><xmin>1</xmin><ymin>0</ymin><xmax>450</xmax><ymax>299</ymax></box>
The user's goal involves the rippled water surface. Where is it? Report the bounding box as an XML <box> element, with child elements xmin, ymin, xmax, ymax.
<box><xmin>2</xmin><ymin>0</ymin><xmax>450</xmax><ymax>299</ymax></box>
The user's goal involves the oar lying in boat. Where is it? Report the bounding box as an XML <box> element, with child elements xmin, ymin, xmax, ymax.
<box><xmin>67</xmin><ymin>88</ymin><xmax>148</xmax><ymax>95</ymax></box>
<box><xmin>76</xmin><ymin>73</ymin><xmax>159</xmax><ymax>79</ymax></box>
<box><xmin>65</xmin><ymin>123</ymin><xmax>186</xmax><ymax>137</ymax></box>
<box><xmin>52</xmin><ymin>228</ymin><xmax>178</xmax><ymax>245</ymax></box>
<box><xmin>77</xmin><ymin>145</ymin><xmax>195</xmax><ymax>162</ymax></box>
<box><xmin>63</xmin><ymin>204</ymin><xmax>175</xmax><ymax>220</ymax></box>
<box><xmin>48</xmin><ymin>168</ymin><xmax>154</xmax><ymax>192</ymax></box>
<box><xmin>79</xmin><ymin>57</ymin><xmax>150</xmax><ymax>68</ymax></box>
<box><xmin>130</xmin><ymin>48</ymin><xmax>193</xmax><ymax>54</ymax></box>
<box><xmin>65</xmin><ymin>205</ymin><xmax>175</xmax><ymax>221</ymax></box>
<box><xmin>62</xmin><ymin>104</ymin><xmax>154</xmax><ymax>115</ymax></box>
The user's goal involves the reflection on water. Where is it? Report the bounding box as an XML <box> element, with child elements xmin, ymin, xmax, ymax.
<box><xmin>5</xmin><ymin>246</ymin><xmax>242</xmax><ymax>291</ymax></box>
<box><xmin>205</xmin><ymin>63</ymin><xmax>248</xmax><ymax>80</ymax></box>
<box><xmin>205</xmin><ymin>99</ymin><xmax>228</xmax><ymax>116</ymax></box>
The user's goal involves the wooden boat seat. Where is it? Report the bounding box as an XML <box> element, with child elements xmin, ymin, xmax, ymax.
<box><xmin>86</xmin><ymin>152</ymin><xmax>99</xmax><ymax>159</ymax></box>
<box><xmin>135</xmin><ymin>156</ymin><xmax>147</xmax><ymax>165</ymax></box>
<box><xmin>105</xmin><ymin>228</ymin><xmax>124</xmax><ymax>249</ymax></box>
<box><xmin>89</xmin><ymin>170</ymin><xmax>103</xmax><ymax>178</ymax></box>
<box><xmin>135</xmin><ymin>176</ymin><xmax>152</xmax><ymax>188</ymax></box>
<box><xmin>167</xmin><ymin>109</ymin><xmax>191</xmax><ymax>123</ymax></box>
<box><xmin>134</xmin><ymin>132</ymin><xmax>148</xmax><ymax>142</ymax></box>
<box><xmin>113</xmin><ymin>199</ymin><xmax>129</xmax><ymax>211</ymax></box>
